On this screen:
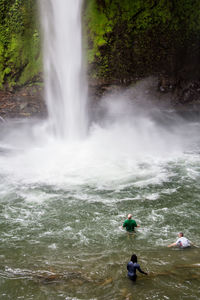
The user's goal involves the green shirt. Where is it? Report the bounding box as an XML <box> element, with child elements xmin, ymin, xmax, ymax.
<box><xmin>123</xmin><ymin>219</ymin><xmax>137</xmax><ymax>232</ymax></box>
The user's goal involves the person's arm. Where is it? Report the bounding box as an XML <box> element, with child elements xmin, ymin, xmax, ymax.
<box><xmin>122</xmin><ymin>220</ymin><xmax>126</xmax><ymax>229</ymax></box>
<box><xmin>167</xmin><ymin>242</ymin><xmax>177</xmax><ymax>248</ymax></box>
<box><xmin>136</xmin><ymin>264</ymin><xmax>148</xmax><ymax>275</ymax></box>
<box><xmin>134</xmin><ymin>220</ymin><xmax>140</xmax><ymax>228</ymax></box>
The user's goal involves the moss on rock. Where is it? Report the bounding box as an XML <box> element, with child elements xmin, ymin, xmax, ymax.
<box><xmin>84</xmin><ymin>0</ymin><xmax>200</xmax><ymax>84</ymax></box>
<box><xmin>0</xmin><ymin>0</ymin><xmax>42</xmax><ymax>90</ymax></box>
<box><xmin>0</xmin><ymin>0</ymin><xmax>200</xmax><ymax>93</ymax></box>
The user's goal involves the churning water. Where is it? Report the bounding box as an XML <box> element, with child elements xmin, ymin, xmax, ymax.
<box><xmin>0</xmin><ymin>86</ymin><xmax>200</xmax><ymax>300</ymax></box>
<box><xmin>0</xmin><ymin>0</ymin><xmax>199</xmax><ymax>299</ymax></box>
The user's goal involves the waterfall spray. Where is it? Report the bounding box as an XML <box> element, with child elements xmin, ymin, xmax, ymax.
<box><xmin>39</xmin><ymin>0</ymin><xmax>88</xmax><ymax>140</ymax></box>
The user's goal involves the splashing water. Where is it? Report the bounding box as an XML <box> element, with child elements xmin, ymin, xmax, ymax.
<box><xmin>39</xmin><ymin>0</ymin><xmax>87</xmax><ymax>139</ymax></box>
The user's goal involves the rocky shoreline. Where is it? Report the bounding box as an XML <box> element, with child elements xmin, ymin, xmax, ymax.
<box><xmin>1</xmin><ymin>78</ymin><xmax>200</xmax><ymax>121</ymax></box>
<box><xmin>0</xmin><ymin>85</ymin><xmax>47</xmax><ymax>120</ymax></box>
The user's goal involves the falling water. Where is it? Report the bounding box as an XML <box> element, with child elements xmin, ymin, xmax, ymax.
<box><xmin>39</xmin><ymin>0</ymin><xmax>87</xmax><ymax>139</ymax></box>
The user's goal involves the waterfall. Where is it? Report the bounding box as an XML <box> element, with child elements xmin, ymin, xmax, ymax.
<box><xmin>39</xmin><ymin>0</ymin><xmax>88</xmax><ymax>140</ymax></box>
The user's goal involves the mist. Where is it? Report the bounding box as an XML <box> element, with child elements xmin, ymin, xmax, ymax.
<box><xmin>0</xmin><ymin>78</ymin><xmax>199</xmax><ymax>191</ymax></box>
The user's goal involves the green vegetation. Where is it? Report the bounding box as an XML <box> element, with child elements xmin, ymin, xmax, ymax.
<box><xmin>0</xmin><ymin>0</ymin><xmax>200</xmax><ymax>89</ymax></box>
<box><xmin>0</xmin><ymin>0</ymin><xmax>41</xmax><ymax>89</ymax></box>
<box><xmin>84</xmin><ymin>0</ymin><xmax>200</xmax><ymax>82</ymax></box>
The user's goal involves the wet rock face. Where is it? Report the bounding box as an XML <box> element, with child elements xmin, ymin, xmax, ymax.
<box><xmin>85</xmin><ymin>0</ymin><xmax>200</xmax><ymax>91</ymax></box>
<box><xmin>1</xmin><ymin>0</ymin><xmax>200</xmax><ymax>116</ymax></box>
<box><xmin>0</xmin><ymin>85</ymin><xmax>47</xmax><ymax>119</ymax></box>
<box><xmin>1</xmin><ymin>78</ymin><xmax>200</xmax><ymax>121</ymax></box>
<box><xmin>180</xmin><ymin>82</ymin><xmax>200</xmax><ymax>104</ymax></box>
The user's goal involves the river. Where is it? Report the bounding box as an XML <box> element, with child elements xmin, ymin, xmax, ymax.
<box><xmin>0</xmin><ymin>106</ymin><xmax>199</xmax><ymax>299</ymax></box>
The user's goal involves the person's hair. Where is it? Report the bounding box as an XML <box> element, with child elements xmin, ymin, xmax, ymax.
<box><xmin>179</xmin><ymin>232</ymin><xmax>184</xmax><ymax>237</ymax></box>
<box><xmin>131</xmin><ymin>254</ymin><xmax>137</xmax><ymax>263</ymax></box>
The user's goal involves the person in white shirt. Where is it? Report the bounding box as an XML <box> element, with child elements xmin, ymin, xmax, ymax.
<box><xmin>168</xmin><ymin>232</ymin><xmax>193</xmax><ymax>248</ymax></box>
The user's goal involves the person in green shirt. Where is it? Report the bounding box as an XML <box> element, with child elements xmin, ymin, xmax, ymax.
<box><xmin>122</xmin><ymin>214</ymin><xmax>140</xmax><ymax>232</ymax></box>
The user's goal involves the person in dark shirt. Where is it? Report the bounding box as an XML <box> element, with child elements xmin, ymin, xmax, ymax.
<box><xmin>127</xmin><ymin>254</ymin><xmax>148</xmax><ymax>281</ymax></box>
<box><xmin>122</xmin><ymin>214</ymin><xmax>140</xmax><ymax>232</ymax></box>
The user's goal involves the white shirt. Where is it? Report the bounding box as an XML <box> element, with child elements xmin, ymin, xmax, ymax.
<box><xmin>176</xmin><ymin>237</ymin><xmax>191</xmax><ymax>248</ymax></box>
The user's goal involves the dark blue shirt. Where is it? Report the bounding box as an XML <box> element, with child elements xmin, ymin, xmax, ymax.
<box><xmin>127</xmin><ymin>261</ymin><xmax>145</xmax><ymax>277</ymax></box>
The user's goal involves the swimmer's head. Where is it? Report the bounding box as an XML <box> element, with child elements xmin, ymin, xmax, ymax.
<box><xmin>128</xmin><ymin>214</ymin><xmax>132</xmax><ymax>219</ymax></box>
<box><xmin>178</xmin><ymin>232</ymin><xmax>184</xmax><ymax>237</ymax></box>
<box><xmin>131</xmin><ymin>254</ymin><xmax>137</xmax><ymax>263</ymax></box>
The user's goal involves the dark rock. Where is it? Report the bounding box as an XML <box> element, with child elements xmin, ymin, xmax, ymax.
<box><xmin>0</xmin><ymin>85</ymin><xmax>47</xmax><ymax>119</ymax></box>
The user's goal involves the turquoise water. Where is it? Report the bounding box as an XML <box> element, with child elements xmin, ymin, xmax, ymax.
<box><xmin>0</xmin><ymin>115</ymin><xmax>200</xmax><ymax>300</ymax></box>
